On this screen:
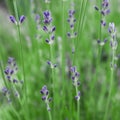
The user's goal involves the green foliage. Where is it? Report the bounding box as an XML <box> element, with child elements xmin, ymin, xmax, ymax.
<box><xmin>0</xmin><ymin>0</ymin><xmax>120</xmax><ymax>120</ymax></box>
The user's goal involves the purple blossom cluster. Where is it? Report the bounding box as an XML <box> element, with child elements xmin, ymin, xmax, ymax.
<box><xmin>1</xmin><ymin>57</ymin><xmax>23</xmax><ymax>103</ymax></box>
<box><xmin>43</xmin><ymin>10</ymin><xmax>56</xmax><ymax>44</ymax></box>
<box><xmin>2</xmin><ymin>87</ymin><xmax>11</xmax><ymax>103</ymax></box>
<box><xmin>70</xmin><ymin>66</ymin><xmax>80</xmax><ymax>101</ymax></box>
<box><xmin>40</xmin><ymin>85</ymin><xmax>52</xmax><ymax>111</ymax></box>
<box><xmin>67</xmin><ymin>8</ymin><xmax>77</xmax><ymax>38</ymax></box>
<box><xmin>4</xmin><ymin>57</ymin><xmax>18</xmax><ymax>82</ymax></box>
<box><xmin>94</xmin><ymin>0</ymin><xmax>110</xmax><ymax>27</ymax></box>
<box><xmin>108</xmin><ymin>23</ymin><xmax>117</xmax><ymax>50</ymax></box>
<box><xmin>9</xmin><ymin>15</ymin><xmax>25</xmax><ymax>25</ymax></box>
<box><xmin>34</xmin><ymin>14</ymin><xmax>43</xmax><ymax>41</ymax></box>
<box><xmin>94</xmin><ymin>0</ymin><xmax>110</xmax><ymax>46</ymax></box>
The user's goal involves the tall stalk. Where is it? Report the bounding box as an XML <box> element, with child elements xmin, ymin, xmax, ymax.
<box><xmin>104</xmin><ymin>22</ymin><xmax>117</xmax><ymax>119</ymax></box>
<box><xmin>12</xmin><ymin>0</ymin><xmax>28</xmax><ymax>119</ymax></box>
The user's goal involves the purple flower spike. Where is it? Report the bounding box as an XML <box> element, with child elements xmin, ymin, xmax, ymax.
<box><xmin>9</xmin><ymin>15</ymin><xmax>17</xmax><ymax>24</ymax></box>
<box><xmin>19</xmin><ymin>15</ymin><xmax>25</xmax><ymax>24</ymax></box>
<box><xmin>40</xmin><ymin>85</ymin><xmax>52</xmax><ymax>111</ymax></box>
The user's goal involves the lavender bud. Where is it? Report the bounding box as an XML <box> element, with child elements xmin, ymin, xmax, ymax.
<box><xmin>51</xmin><ymin>26</ymin><xmax>56</xmax><ymax>32</ymax></box>
<box><xmin>101</xmin><ymin>20</ymin><xmax>106</xmax><ymax>26</ymax></box>
<box><xmin>9</xmin><ymin>15</ymin><xmax>17</xmax><ymax>24</ymax></box>
<box><xmin>51</xmin><ymin>35</ymin><xmax>55</xmax><ymax>40</ymax></box>
<box><xmin>72</xmin><ymin>76</ymin><xmax>75</xmax><ymax>80</ymax></box>
<box><xmin>13</xmin><ymin>79</ymin><xmax>18</xmax><ymax>83</ymax></box>
<box><xmin>70</xmin><ymin>66</ymin><xmax>76</xmax><ymax>73</ymax></box>
<box><xmin>101</xmin><ymin>10</ymin><xmax>105</xmax><ymax>16</ymax></box>
<box><xmin>48</xmin><ymin>97</ymin><xmax>52</xmax><ymax>102</ymax></box>
<box><xmin>104</xmin><ymin>38</ymin><xmax>108</xmax><ymax>43</ymax></box>
<box><xmin>75</xmin><ymin>72</ymin><xmax>80</xmax><ymax>77</ymax></box>
<box><xmin>35</xmin><ymin>14</ymin><xmax>40</xmax><ymax>22</ymax></box>
<box><xmin>46</xmin><ymin>39</ymin><xmax>49</xmax><ymax>43</ymax></box>
<box><xmin>67</xmin><ymin>32</ymin><xmax>71</xmax><ymax>38</ymax></box>
<box><xmin>54</xmin><ymin>64</ymin><xmax>57</xmax><ymax>68</ymax></box>
<box><xmin>10</xmin><ymin>70</ymin><xmax>14</xmax><ymax>75</ymax></box>
<box><xmin>77</xmin><ymin>81</ymin><xmax>80</xmax><ymax>86</ymax></box>
<box><xmin>105</xmin><ymin>9</ymin><xmax>110</xmax><ymax>15</ymax></box>
<box><xmin>47</xmin><ymin>61</ymin><xmax>51</xmax><ymax>65</ymax></box>
<box><xmin>43</xmin><ymin>26</ymin><xmax>48</xmax><ymax>32</ymax></box>
<box><xmin>40</xmin><ymin>90</ymin><xmax>44</xmax><ymax>95</ymax></box>
<box><xmin>42</xmin><ymin>96</ymin><xmax>46</xmax><ymax>101</ymax></box>
<box><xmin>94</xmin><ymin>6</ymin><xmax>99</xmax><ymax>11</ymax></box>
<box><xmin>19</xmin><ymin>15</ymin><xmax>25</xmax><ymax>24</ymax></box>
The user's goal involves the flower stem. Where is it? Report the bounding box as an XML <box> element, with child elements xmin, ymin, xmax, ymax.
<box><xmin>104</xmin><ymin>50</ymin><xmax>115</xmax><ymax>120</ymax></box>
<box><xmin>75</xmin><ymin>86</ymin><xmax>80</xmax><ymax>120</ymax></box>
<box><xmin>13</xmin><ymin>0</ymin><xmax>28</xmax><ymax>119</ymax></box>
<box><xmin>48</xmin><ymin>111</ymin><xmax>52</xmax><ymax>120</ymax></box>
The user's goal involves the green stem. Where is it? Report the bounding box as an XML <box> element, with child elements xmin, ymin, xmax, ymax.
<box><xmin>48</xmin><ymin>111</ymin><xmax>52</xmax><ymax>120</ymax></box>
<box><xmin>13</xmin><ymin>0</ymin><xmax>28</xmax><ymax>119</ymax></box>
<box><xmin>75</xmin><ymin>86</ymin><xmax>80</xmax><ymax>120</ymax></box>
<box><xmin>104</xmin><ymin>50</ymin><xmax>115</xmax><ymax>120</ymax></box>
<box><xmin>73</xmin><ymin>0</ymin><xmax>88</xmax><ymax>65</ymax></box>
<box><xmin>10</xmin><ymin>104</ymin><xmax>21</xmax><ymax>120</ymax></box>
<box><xmin>50</xmin><ymin>39</ymin><xmax>54</xmax><ymax>119</ymax></box>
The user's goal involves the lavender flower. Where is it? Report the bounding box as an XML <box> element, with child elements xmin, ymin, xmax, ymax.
<box><xmin>4</xmin><ymin>57</ymin><xmax>18</xmax><ymax>82</ymax></box>
<box><xmin>108</xmin><ymin>23</ymin><xmax>117</xmax><ymax>50</ymax></box>
<box><xmin>43</xmin><ymin>11</ymin><xmax>52</xmax><ymax>25</ymax></box>
<box><xmin>40</xmin><ymin>85</ymin><xmax>52</xmax><ymax>111</ymax></box>
<box><xmin>75</xmin><ymin>91</ymin><xmax>81</xmax><ymax>101</ymax></box>
<box><xmin>1</xmin><ymin>87</ymin><xmax>11</xmax><ymax>103</ymax></box>
<box><xmin>43</xmin><ymin>10</ymin><xmax>56</xmax><ymax>45</ymax></box>
<box><xmin>97</xmin><ymin>39</ymin><xmax>107</xmax><ymax>46</ymax></box>
<box><xmin>108</xmin><ymin>22</ymin><xmax>118</xmax><ymax>70</ymax></box>
<box><xmin>9</xmin><ymin>15</ymin><xmax>17</xmax><ymax>24</ymax></box>
<box><xmin>9</xmin><ymin>15</ymin><xmax>25</xmax><ymax>25</ymax></box>
<box><xmin>19</xmin><ymin>15</ymin><xmax>25</xmax><ymax>24</ymax></box>
<box><xmin>1</xmin><ymin>57</ymin><xmax>23</xmax><ymax>103</ymax></box>
<box><xmin>67</xmin><ymin>6</ymin><xmax>77</xmax><ymax>38</ymax></box>
<box><xmin>70</xmin><ymin>66</ymin><xmax>81</xmax><ymax>100</ymax></box>
<box><xmin>94</xmin><ymin>0</ymin><xmax>110</xmax><ymax>27</ymax></box>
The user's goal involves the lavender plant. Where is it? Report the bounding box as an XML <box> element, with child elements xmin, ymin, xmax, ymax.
<box><xmin>2</xmin><ymin>57</ymin><xmax>23</xmax><ymax>103</ymax></box>
<box><xmin>104</xmin><ymin>22</ymin><xmax>118</xmax><ymax>120</ymax></box>
<box><xmin>70</xmin><ymin>66</ymin><xmax>80</xmax><ymax>120</ymax></box>
<box><xmin>67</xmin><ymin>3</ymin><xmax>77</xmax><ymax>60</ymax></box>
<box><xmin>1</xmin><ymin>0</ymin><xmax>120</xmax><ymax>120</ymax></box>
<box><xmin>94</xmin><ymin>0</ymin><xmax>110</xmax><ymax>45</ymax></box>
